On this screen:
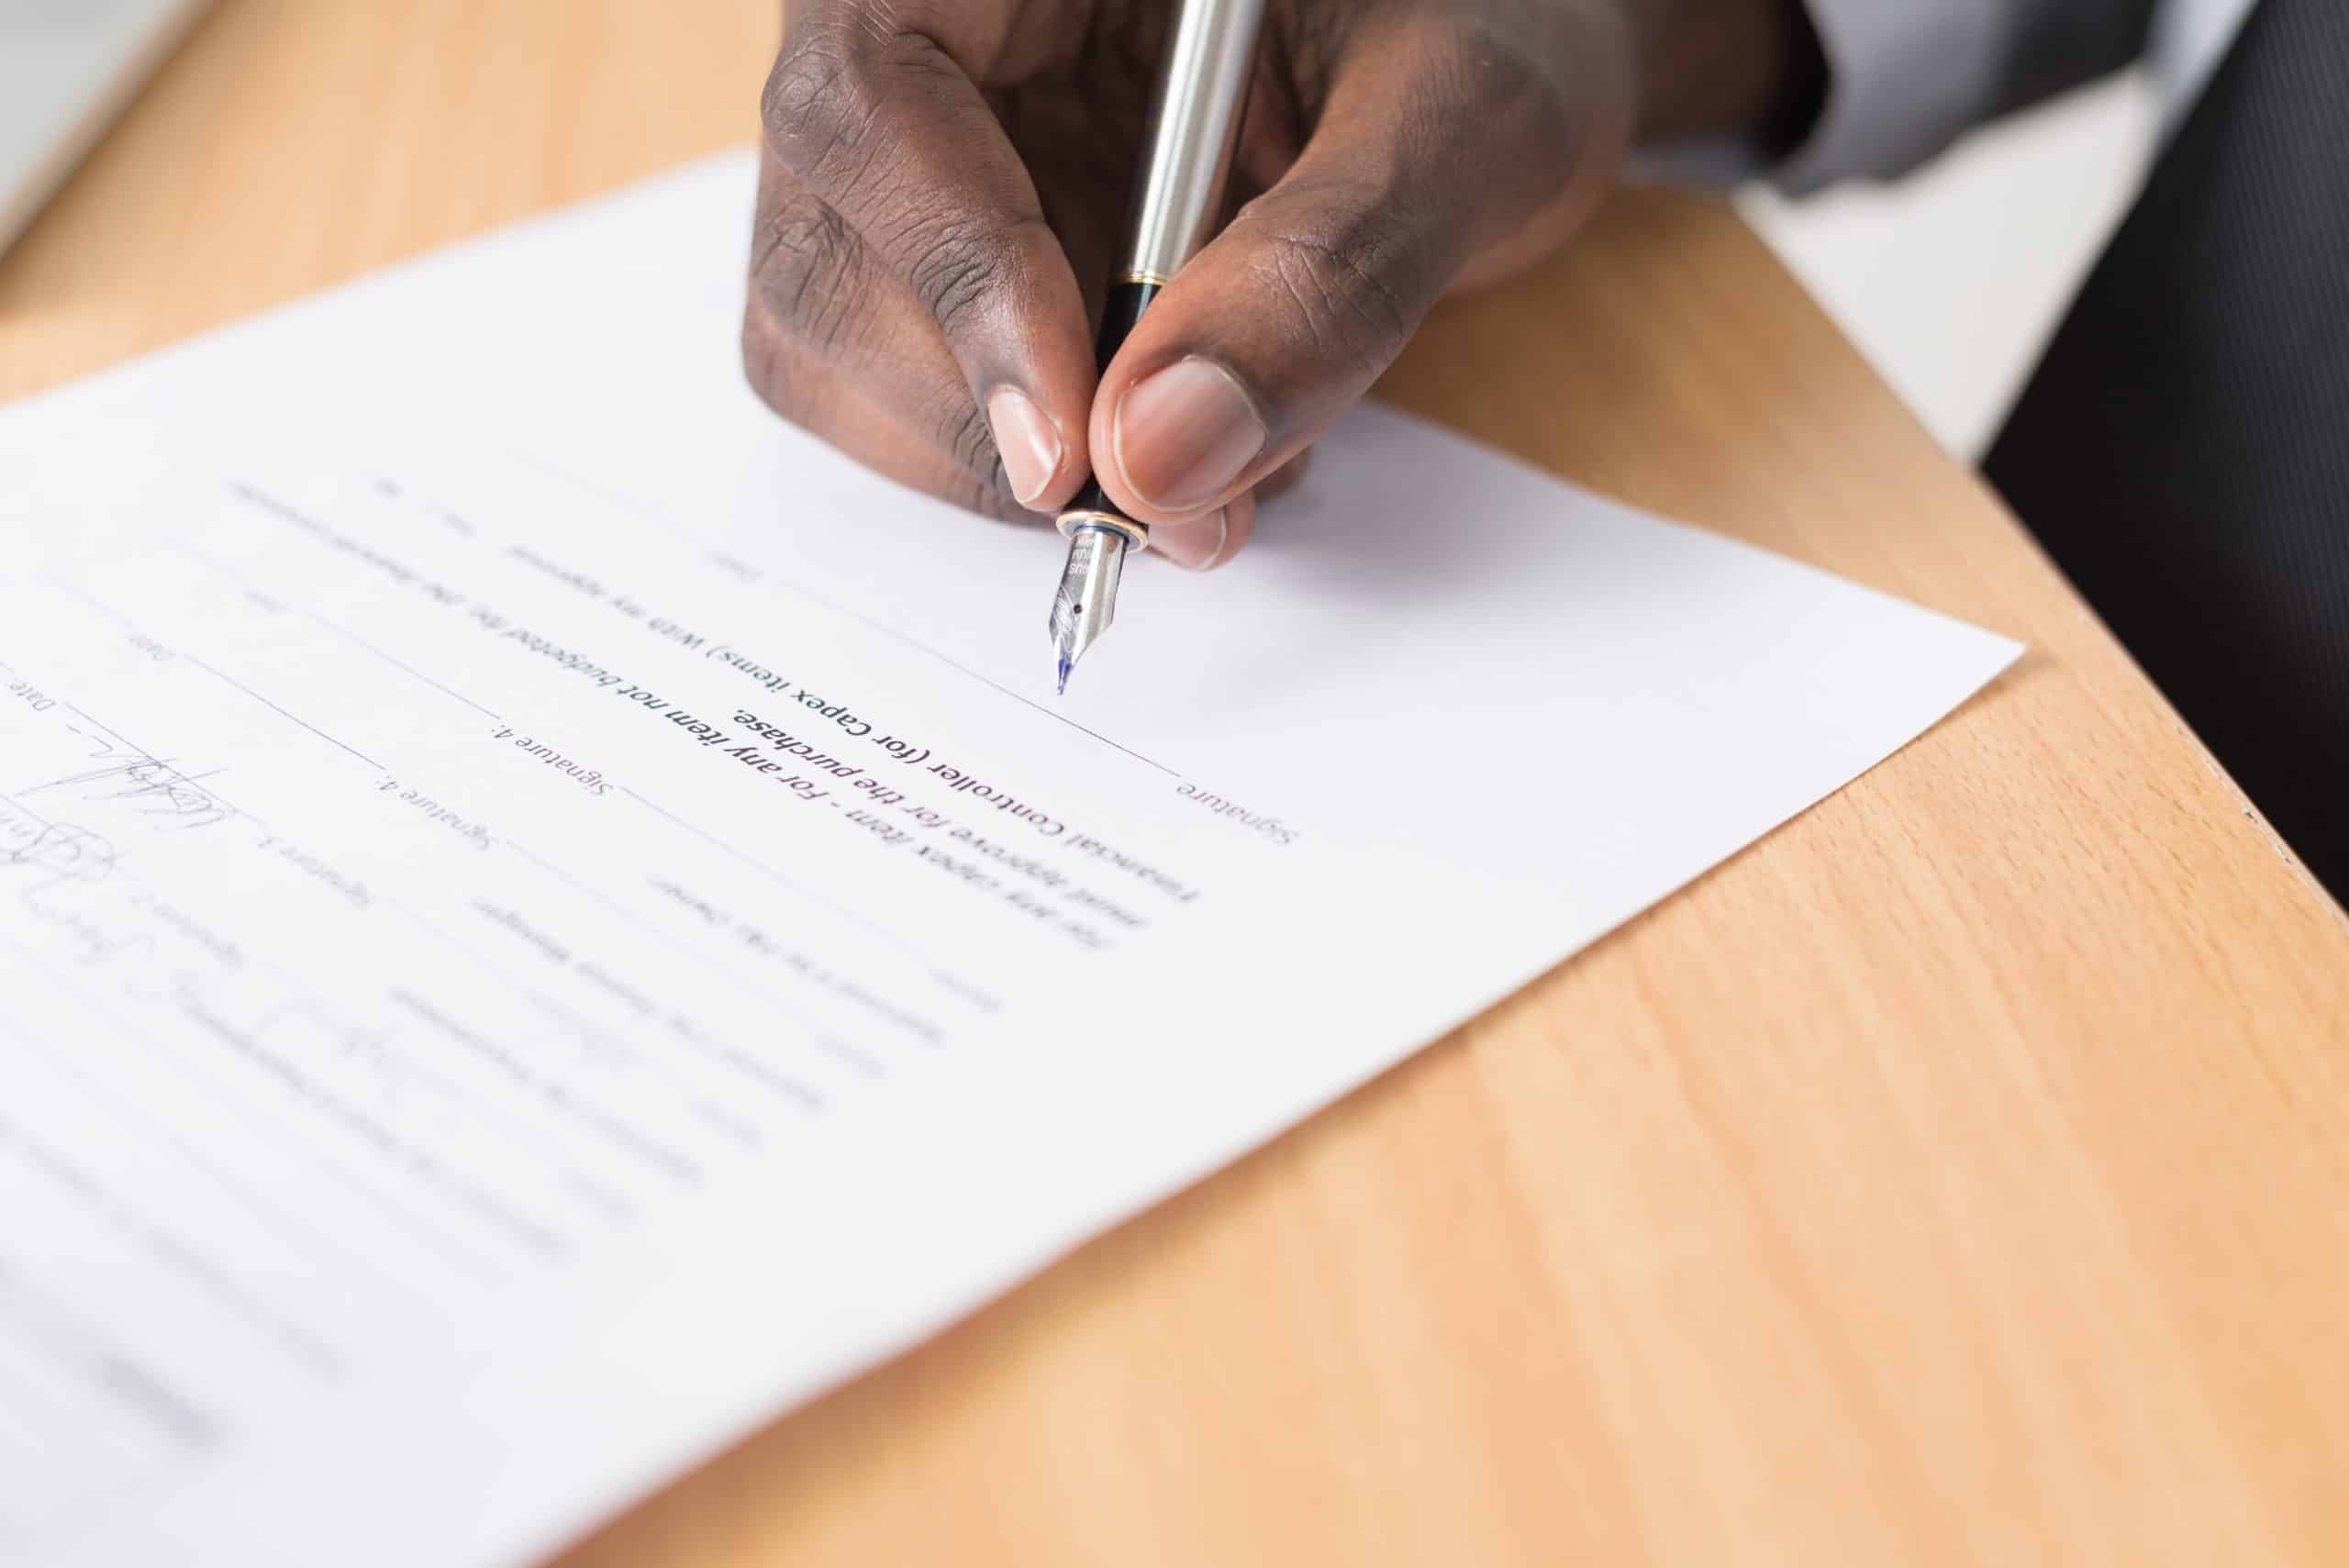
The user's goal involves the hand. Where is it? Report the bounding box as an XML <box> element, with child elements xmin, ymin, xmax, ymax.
<box><xmin>744</xmin><ymin>0</ymin><xmax>1819</xmax><ymax>568</ymax></box>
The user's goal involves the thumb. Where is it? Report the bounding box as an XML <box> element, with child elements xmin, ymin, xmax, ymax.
<box><xmin>1091</xmin><ymin>11</ymin><xmax>1624</xmax><ymax>529</ymax></box>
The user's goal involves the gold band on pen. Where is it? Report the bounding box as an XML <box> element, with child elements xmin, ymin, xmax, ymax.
<box><xmin>1117</xmin><ymin>270</ymin><xmax>1173</xmax><ymax>289</ymax></box>
<box><xmin>1056</xmin><ymin>508</ymin><xmax>1150</xmax><ymax>551</ymax></box>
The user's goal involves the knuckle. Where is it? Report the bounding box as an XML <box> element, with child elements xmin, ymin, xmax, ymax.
<box><xmin>764</xmin><ymin>27</ymin><xmax>959</xmax><ymax>188</ymax></box>
<box><xmin>939</xmin><ymin>394</ymin><xmax>1012</xmax><ymax>502</ymax></box>
<box><xmin>1246</xmin><ymin>198</ymin><xmax>1431</xmax><ymax>369</ymax></box>
<box><xmin>1415</xmin><ymin>17</ymin><xmax>1580</xmax><ymax>171</ymax></box>
<box><xmin>911</xmin><ymin>394</ymin><xmax>1017</xmax><ymax>518</ymax></box>
<box><xmin>763</xmin><ymin>34</ymin><xmax>884</xmax><ymax>183</ymax></box>
<box><xmin>903</xmin><ymin>215</ymin><xmax>1035</xmax><ymax>340</ymax></box>
<box><xmin>874</xmin><ymin>380</ymin><xmax>1017</xmax><ymax>516</ymax></box>
<box><xmin>952</xmin><ymin>470</ymin><xmax>1021</xmax><ymax>522</ymax></box>
<box><xmin>751</xmin><ymin>191</ymin><xmax>868</xmax><ymax>355</ymax></box>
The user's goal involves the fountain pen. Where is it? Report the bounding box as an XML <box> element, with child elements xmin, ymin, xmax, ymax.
<box><xmin>1049</xmin><ymin>0</ymin><xmax>1267</xmax><ymax>695</ymax></box>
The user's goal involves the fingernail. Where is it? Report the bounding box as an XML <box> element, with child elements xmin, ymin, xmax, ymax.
<box><xmin>1152</xmin><ymin>509</ymin><xmax>1230</xmax><ymax>572</ymax></box>
<box><xmin>1115</xmin><ymin>358</ymin><xmax>1266</xmax><ymax>513</ymax></box>
<box><xmin>986</xmin><ymin>385</ymin><xmax>1062</xmax><ymax>507</ymax></box>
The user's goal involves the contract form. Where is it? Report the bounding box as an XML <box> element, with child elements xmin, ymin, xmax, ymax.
<box><xmin>0</xmin><ymin>152</ymin><xmax>2019</xmax><ymax>1568</ymax></box>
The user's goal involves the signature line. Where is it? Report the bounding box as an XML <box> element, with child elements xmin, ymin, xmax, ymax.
<box><xmin>502</xmin><ymin>450</ymin><xmax>1186</xmax><ymax>779</ymax></box>
<box><xmin>37</xmin><ymin>574</ymin><xmax>383</xmax><ymax>773</ymax></box>
<box><xmin>616</xmin><ymin>784</ymin><xmax>941</xmax><ymax>969</ymax></box>
<box><xmin>178</xmin><ymin>654</ymin><xmax>384</xmax><ymax>772</ymax></box>
<box><xmin>167</xmin><ymin>538</ymin><xmax>506</xmax><ymax>725</ymax></box>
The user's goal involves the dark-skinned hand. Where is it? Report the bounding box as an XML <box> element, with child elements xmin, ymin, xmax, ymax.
<box><xmin>744</xmin><ymin>0</ymin><xmax>1818</xmax><ymax>568</ymax></box>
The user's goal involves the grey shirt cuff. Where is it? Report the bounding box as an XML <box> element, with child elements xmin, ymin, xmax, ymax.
<box><xmin>1775</xmin><ymin>0</ymin><xmax>2005</xmax><ymax>192</ymax></box>
<box><xmin>1629</xmin><ymin>0</ymin><xmax>2006</xmax><ymax>195</ymax></box>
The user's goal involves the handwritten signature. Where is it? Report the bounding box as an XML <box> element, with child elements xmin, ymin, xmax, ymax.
<box><xmin>19</xmin><ymin>755</ymin><xmax>234</xmax><ymax>833</ymax></box>
<box><xmin>0</xmin><ymin>806</ymin><xmax>148</xmax><ymax>968</ymax></box>
<box><xmin>0</xmin><ymin>800</ymin><xmax>117</xmax><ymax>884</ymax></box>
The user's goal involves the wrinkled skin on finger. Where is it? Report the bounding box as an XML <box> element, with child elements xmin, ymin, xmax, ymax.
<box><xmin>741</xmin><ymin>0</ymin><xmax>1811</xmax><ymax>564</ymax></box>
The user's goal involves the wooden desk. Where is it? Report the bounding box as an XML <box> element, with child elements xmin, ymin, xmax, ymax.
<box><xmin>6</xmin><ymin>3</ymin><xmax>2345</xmax><ymax>1562</ymax></box>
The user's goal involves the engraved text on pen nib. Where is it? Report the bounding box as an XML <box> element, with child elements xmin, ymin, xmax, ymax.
<box><xmin>1048</xmin><ymin>528</ymin><xmax>1126</xmax><ymax>692</ymax></box>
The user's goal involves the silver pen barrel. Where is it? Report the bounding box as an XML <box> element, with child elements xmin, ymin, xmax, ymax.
<box><xmin>1121</xmin><ymin>0</ymin><xmax>1268</xmax><ymax>287</ymax></box>
<box><xmin>1048</xmin><ymin>0</ymin><xmax>1267</xmax><ymax>694</ymax></box>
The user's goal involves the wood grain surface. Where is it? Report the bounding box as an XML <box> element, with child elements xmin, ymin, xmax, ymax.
<box><xmin>5</xmin><ymin>3</ymin><xmax>2345</xmax><ymax>1563</ymax></box>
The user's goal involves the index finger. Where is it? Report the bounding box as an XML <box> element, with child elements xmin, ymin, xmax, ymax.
<box><xmin>763</xmin><ymin>1</ymin><xmax>1097</xmax><ymax>511</ymax></box>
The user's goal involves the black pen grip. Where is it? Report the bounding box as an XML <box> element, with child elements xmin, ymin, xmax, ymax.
<box><xmin>1066</xmin><ymin>279</ymin><xmax>1163</xmax><ymax>519</ymax></box>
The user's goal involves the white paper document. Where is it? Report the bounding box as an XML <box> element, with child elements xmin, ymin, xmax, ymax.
<box><xmin>0</xmin><ymin>151</ymin><xmax>2019</xmax><ymax>1566</ymax></box>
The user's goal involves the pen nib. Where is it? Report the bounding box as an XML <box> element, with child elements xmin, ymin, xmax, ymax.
<box><xmin>1048</xmin><ymin>524</ymin><xmax>1127</xmax><ymax>695</ymax></box>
